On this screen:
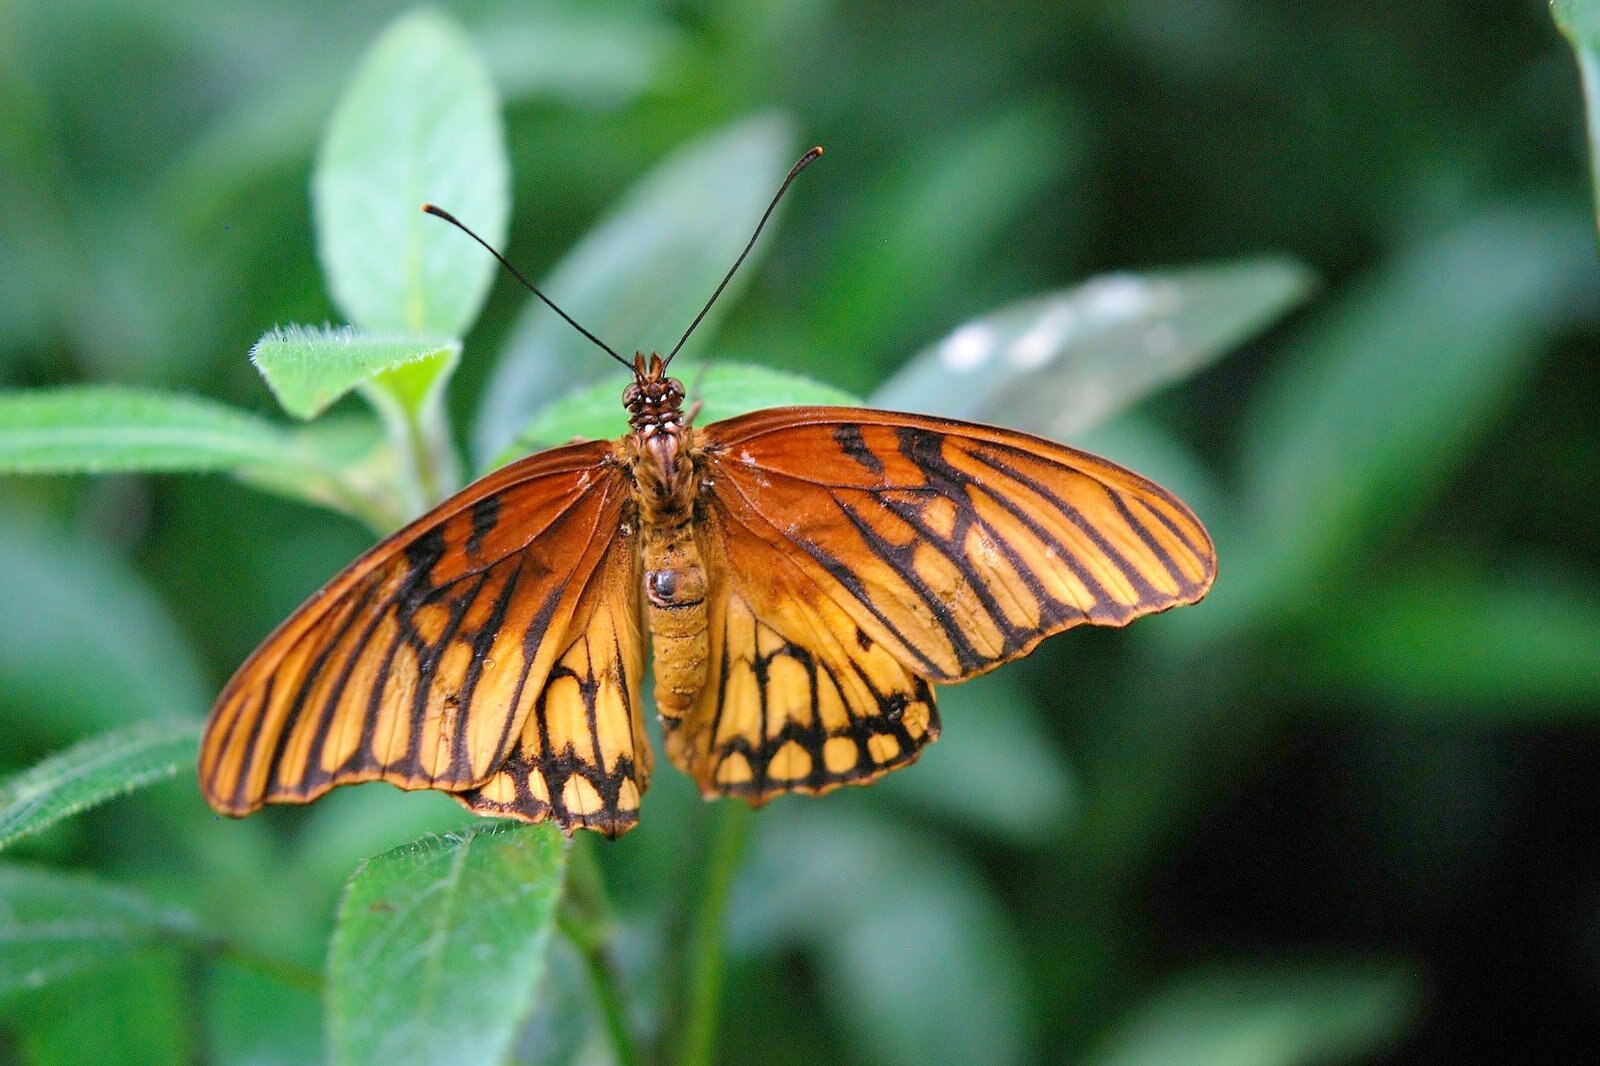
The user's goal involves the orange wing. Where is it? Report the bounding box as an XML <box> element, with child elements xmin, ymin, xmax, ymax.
<box><xmin>662</xmin><ymin>502</ymin><xmax>941</xmax><ymax>800</ymax></box>
<box><xmin>198</xmin><ymin>439</ymin><xmax>646</xmax><ymax>831</ymax></box>
<box><xmin>664</xmin><ymin>406</ymin><xmax>1216</xmax><ymax>801</ymax></box>
<box><xmin>453</xmin><ymin>533</ymin><xmax>650</xmax><ymax>836</ymax></box>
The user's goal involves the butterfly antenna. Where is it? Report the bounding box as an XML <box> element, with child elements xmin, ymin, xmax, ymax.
<box><xmin>421</xmin><ymin>204</ymin><xmax>632</xmax><ymax>370</ymax></box>
<box><xmin>663</xmin><ymin>145</ymin><xmax>824</xmax><ymax>367</ymax></box>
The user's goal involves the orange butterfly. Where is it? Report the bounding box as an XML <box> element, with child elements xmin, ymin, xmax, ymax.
<box><xmin>199</xmin><ymin>149</ymin><xmax>1216</xmax><ymax>837</ymax></box>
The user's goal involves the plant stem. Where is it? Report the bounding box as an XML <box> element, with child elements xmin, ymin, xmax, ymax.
<box><xmin>676</xmin><ymin>801</ymin><xmax>752</xmax><ymax>1066</ymax></box>
<box><xmin>359</xmin><ymin>371</ymin><xmax>461</xmax><ymax>516</ymax></box>
<box><xmin>558</xmin><ymin>839</ymin><xmax>644</xmax><ymax>1066</ymax></box>
<box><xmin>558</xmin><ymin>910</ymin><xmax>644</xmax><ymax>1066</ymax></box>
<box><xmin>212</xmin><ymin>938</ymin><xmax>324</xmax><ymax>992</ymax></box>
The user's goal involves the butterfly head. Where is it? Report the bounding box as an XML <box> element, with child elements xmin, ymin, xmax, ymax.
<box><xmin>624</xmin><ymin>352</ymin><xmax>688</xmax><ymax>439</ymax></box>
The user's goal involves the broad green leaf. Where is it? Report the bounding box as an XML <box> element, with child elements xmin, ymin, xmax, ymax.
<box><xmin>733</xmin><ymin>809</ymin><xmax>1028</xmax><ymax>1066</ymax></box>
<box><xmin>0</xmin><ymin>386</ymin><xmax>310</xmax><ymax>473</ymax></box>
<box><xmin>0</xmin><ymin>513</ymin><xmax>209</xmax><ymax>739</ymax></box>
<box><xmin>7</xmin><ymin>952</ymin><xmax>192</xmax><ymax>1066</ymax></box>
<box><xmin>506</xmin><ymin>361</ymin><xmax>859</xmax><ymax>460</ymax></box>
<box><xmin>251</xmin><ymin>325</ymin><xmax>460</xmax><ymax>421</ymax></box>
<box><xmin>327</xmin><ymin>822</ymin><xmax>568</xmax><ymax>1066</ymax></box>
<box><xmin>0</xmin><ymin>385</ymin><xmax>391</xmax><ymax>524</ymax></box>
<box><xmin>1303</xmin><ymin>560</ymin><xmax>1600</xmax><ymax>713</ymax></box>
<box><xmin>1212</xmin><ymin>205</ymin><xmax>1596</xmax><ymax>629</ymax></box>
<box><xmin>1554</xmin><ymin>0</ymin><xmax>1600</xmax><ymax>228</ymax></box>
<box><xmin>313</xmin><ymin>8</ymin><xmax>509</xmax><ymax>337</ymax></box>
<box><xmin>473</xmin><ymin>115</ymin><xmax>797</xmax><ymax>463</ymax></box>
<box><xmin>0</xmin><ymin>865</ymin><xmax>205</xmax><ymax>1000</ymax></box>
<box><xmin>875</xmin><ymin>257</ymin><xmax>1313</xmax><ymax>438</ymax></box>
<box><xmin>0</xmin><ymin>718</ymin><xmax>201</xmax><ymax>852</ymax></box>
<box><xmin>476</xmin><ymin>3</ymin><xmax>687</xmax><ymax>106</ymax></box>
<box><xmin>1085</xmin><ymin>959</ymin><xmax>1421</xmax><ymax>1066</ymax></box>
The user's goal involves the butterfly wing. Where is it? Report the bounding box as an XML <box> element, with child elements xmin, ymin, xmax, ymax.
<box><xmin>666</xmin><ymin>406</ymin><xmax>1216</xmax><ymax>801</ymax></box>
<box><xmin>453</xmin><ymin>532</ymin><xmax>650</xmax><ymax>836</ymax></box>
<box><xmin>199</xmin><ymin>439</ymin><xmax>643</xmax><ymax>826</ymax></box>
<box><xmin>663</xmin><ymin>501</ymin><xmax>941</xmax><ymax>800</ymax></box>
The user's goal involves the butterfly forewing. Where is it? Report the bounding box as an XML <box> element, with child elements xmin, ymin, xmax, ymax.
<box><xmin>199</xmin><ymin>439</ymin><xmax>631</xmax><ymax>816</ymax></box>
<box><xmin>697</xmin><ymin>407</ymin><xmax>1216</xmax><ymax>686</ymax></box>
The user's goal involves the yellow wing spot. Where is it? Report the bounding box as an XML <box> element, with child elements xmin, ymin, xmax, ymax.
<box><xmin>562</xmin><ymin>774</ymin><xmax>604</xmax><ymax>817</ymax></box>
<box><xmin>408</xmin><ymin>601</ymin><xmax>452</xmax><ymax>646</ymax></box>
<box><xmin>478</xmin><ymin>773</ymin><xmax>517</xmax><ymax>805</ymax></box>
<box><xmin>527</xmin><ymin>771</ymin><xmax>551</xmax><ymax>804</ymax></box>
<box><xmin>716</xmin><ymin>751</ymin><xmax>754</xmax><ymax>786</ymax></box>
<box><xmin>618</xmin><ymin>778</ymin><xmax>642</xmax><ymax>809</ymax></box>
<box><xmin>919</xmin><ymin>493</ymin><xmax>961</xmax><ymax>541</ymax></box>
<box><xmin>867</xmin><ymin>733</ymin><xmax>902</xmax><ymax>764</ymax></box>
<box><xmin>823</xmin><ymin>736</ymin><xmax>859</xmax><ymax>775</ymax></box>
<box><xmin>901</xmin><ymin>701</ymin><xmax>932</xmax><ymax>738</ymax></box>
<box><xmin>719</xmin><ymin>662</ymin><xmax>760</xmax><ymax>746</ymax></box>
<box><xmin>768</xmin><ymin>740</ymin><xmax>812</xmax><ymax>782</ymax></box>
<box><xmin>765</xmin><ymin>656</ymin><xmax>814</xmax><ymax>736</ymax></box>
<box><xmin>542</xmin><ymin>675</ymin><xmax>587</xmax><ymax>753</ymax></box>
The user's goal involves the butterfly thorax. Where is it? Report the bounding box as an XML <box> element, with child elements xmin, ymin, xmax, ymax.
<box><xmin>623</xmin><ymin>352</ymin><xmax>710</xmax><ymax>726</ymax></box>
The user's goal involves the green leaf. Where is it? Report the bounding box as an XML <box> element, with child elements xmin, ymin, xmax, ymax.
<box><xmin>0</xmin><ymin>385</ymin><xmax>397</xmax><ymax>526</ymax></box>
<box><xmin>875</xmin><ymin>257</ymin><xmax>1313</xmax><ymax>438</ymax></box>
<box><xmin>0</xmin><ymin>719</ymin><xmax>201</xmax><ymax>852</ymax></box>
<box><xmin>1302</xmin><ymin>560</ymin><xmax>1600</xmax><ymax>713</ymax></box>
<box><xmin>476</xmin><ymin>4</ymin><xmax>687</xmax><ymax>106</ymax></box>
<box><xmin>7</xmin><ymin>953</ymin><xmax>192</xmax><ymax>1066</ymax></box>
<box><xmin>473</xmin><ymin>115</ymin><xmax>797</xmax><ymax>463</ymax></box>
<box><xmin>506</xmin><ymin>361</ymin><xmax>859</xmax><ymax>460</ymax></box>
<box><xmin>0</xmin><ymin>386</ymin><xmax>311</xmax><ymax>473</ymax></box>
<box><xmin>313</xmin><ymin>8</ymin><xmax>509</xmax><ymax>337</ymax></box>
<box><xmin>1085</xmin><ymin>959</ymin><xmax>1421</xmax><ymax>1066</ymax></box>
<box><xmin>1554</xmin><ymin>0</ymin><xmax>1600</xmax><ymax>229</ymax></box>
<box><xmin>0</xmin><ymin>513</ymin><xmax>209</xmax><ymax>739</ymax></box>
<box><xmin>0</xmin><ymin>865</ymin><xmax>205</xmax><ymax>1001</ymax></box>
<box><xmin>327</xmin><ymin>822</ymin><xmax>568</xmax><ymax>1066</ymax></box>
<box><xmin>251</xmin><ymin>325</ymin><xmax>461</xmax><ymax>421</ymax></box>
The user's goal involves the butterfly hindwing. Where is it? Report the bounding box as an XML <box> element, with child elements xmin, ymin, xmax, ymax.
<box><xmin>664</xmin><ymin>503</ymin><xmax>940</xmax><ymax>802</ymax></box>
<box><xmin>453</xmin><ymin>532</ymin><xmax>651</xmax><ymax>836</ymax></box>
<box><xmin>199</xmin><ymin>440</ymin><xmax>630</xmax><ymax>817</ymax></box>
<box><xmin>700</xmin><ymin>407</ymin><xmax>1216</xmax><ymax>684</ymax></box>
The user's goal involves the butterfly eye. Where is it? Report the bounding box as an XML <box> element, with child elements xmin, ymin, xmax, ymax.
<box><xmin>623</xmin><ymin>383</ymin><xmax>642</xmax><ymax>407</ymax></box>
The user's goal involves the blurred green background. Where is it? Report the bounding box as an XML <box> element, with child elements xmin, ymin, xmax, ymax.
<box><xmin>3</xmin><ymin>1</ymin><xmax>1600</xmax><ymax>1064</ymax></box>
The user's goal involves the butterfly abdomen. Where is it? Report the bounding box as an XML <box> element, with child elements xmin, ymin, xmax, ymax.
<box><xmin>625</xmin><ymin>404</ymin><xmax>711</xmax><ymax>729</ymax></box>
<box><xmin>642</xmin><ymin>518</ymin><xmax>708</xmax><ymax>727</ymax></box>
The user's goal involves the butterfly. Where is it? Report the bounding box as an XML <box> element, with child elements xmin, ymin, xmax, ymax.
<box><xmin>198</xmin><ymin>149</ymin><xmax>1217</xmax><ymax>837</ymax></box>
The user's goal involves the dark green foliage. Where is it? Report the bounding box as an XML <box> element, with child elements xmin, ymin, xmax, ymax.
<box><xmin>1</xmin><ymin>2</ymin><xmax>1597</xmax><ymax>1064</ymax></box>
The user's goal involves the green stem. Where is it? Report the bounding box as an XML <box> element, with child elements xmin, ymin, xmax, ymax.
<box><xmin>557</xmin><ymin>909</ymin><xmax>644</xmax><ymax>1066</ymax></box>
<box><xmin>359</xmin><ymin>374</ymin><xmax>461</xmax><ymax>516</ymax></box>
<box><xmin>676</xmin><ymin>801</ymin><xmax>752</xmax><ymax>1066</ymax></box>
<box><xmin>558</xmin><ymin>839</ymin><xmax>644</xmax><ymax>1066</ymax></box>
<box><xmin>212</xmin><ymin>938</ymin><xmax>324</xmax><ymax>992</ymax></box>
